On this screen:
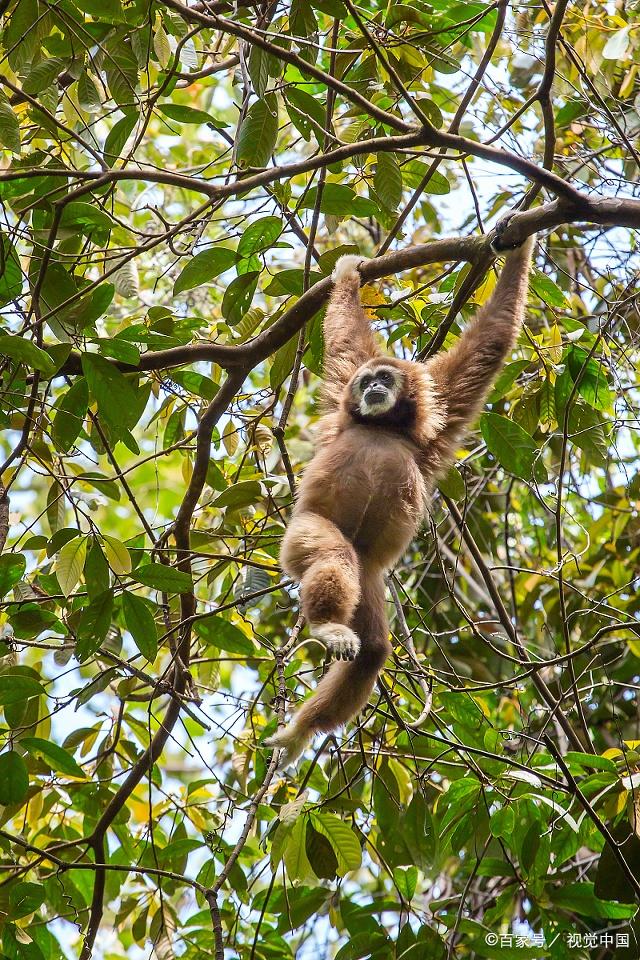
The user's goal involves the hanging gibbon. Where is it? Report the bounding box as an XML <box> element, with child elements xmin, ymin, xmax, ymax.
<box><xmin>266</xmin><ymin>229</ymin><xmax>536</xmax><ymax>764</ymax></box>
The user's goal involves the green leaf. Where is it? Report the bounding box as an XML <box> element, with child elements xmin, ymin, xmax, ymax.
<box><xmin>122</xmin><ymin>591</ymin><xmax>158</xmax><ymax>662</ymax></box>
<box><xmin>0</xmin><ymin>751</ymin><xmax>29</xmax><ymax>805</ymax></box>
<box><xmin>0</xmin><ymin>675</ymin><xmax>45</xmax><ymax>706</ymax></box>
<box><xmin>300</xmin><ymin>183</ymin><xmax>378</xmax><ymax>217</ymax></box>
<box><xmin>158</xmin><ymin>103</ymin><xmax>227</xmax><ymax>128</ymax></box>
<box><xmin>539</xmin><ymin>376</ymin><xmax>556</xmax><ymax>427</ymax></box>
<box><xmin>422</xmin><ymin>170</ymin><xmax>450</xmax><ymax>195</ymax></box>
<box><xmin>55</xmin><ymin>536</ymin><xmax>88</xmax><ymax>597</ymax></box>
<box><xmin>374</xmin><ymin>152</ymin><xmax>402</xmax><ymax>211</ymax></box>
<box><xmin>568</xmin><ymin>401</ymin><xmax>609</xmax><ymax>467</ymax></box>
<box><xmin>556</xmin><ymin>99</ymin><xmax>586</xmax><ymax>125</ymax></box>
<box><xmin>480</xmin><ymin>412</ymin><xmax>539</xmax><ymax>480</ymax></box>
<box><xmin>237</xmin><ymin>217</ymin><xmax>283</xmax><ymax>259</ymax></box>
<box><xmin>248</xmin><ymin>45</ymin><xmax>270</xmax><ymax>98</ymax></box>
<box><xmin>489</xmin><ymin>805</ymin><xmax>514</xmax><ymax>839</ymax></box>
<box><xmin>438</xmin><ymin>466</ymin><xmax>465</xmax><ymax>500</ymax></box>
<box><xmin>0</xmin><ymin>236</ymin><xmax>22</xmax><ymax>306</ymax></box>
<box><xmin>173</xmin><ymin>247</ymin><xmax>236</xmax><ymax>295</ymax></box>
<box><xmin>105</xmin><ymin>40</ymin><xmax>138</xmax><ymax>107</ymax></box>
<box><xmin>23</xmin><ymin>58</ymin><xmax>63</xmax><ymax>94</ymax></box>
<box><xmin>283</xmin><ymin>88</ymin><xmax>326</xmax><ymax>141</ymax></box>
<box><xmin>194</xmin><ymin>614</ymin><xmax>254</xmax><ymax>655</ymax></box>
<box><xmin>52</xmin><ymin>378</ymin><xmax>89</xmax><ymax>452</ymax></box>
<box><xmin>264</xmin><ymin>268</ymin><xmax>324</xmax><ymax>297</ymax></box>
<box><xmin>236</xmin><ymin>93</ymin><xmax>279</xmax><ymax>168</ymax></box>
<box><xmin>0</xmin><ymin>554</ymin><xmax>26</xmax><ymax>597</ymax></box>
<box><xmin>134</xmin><ymin>563</ymin><xmax>193</xmax><ymax>593</ymax></box>
<box><xmin>171</xmin><ymin>370</ymin><xmax>218</xmax><ymax>400</ymax></box>
<box><xmin>309</xmin><ymin>812</ymin><xmax>361</xmax><ymax>875</ymax></box>
<box><xmin>212</xmin><ymin>479</ymin><xmax>262</xmax><ymax>510</ymax></box>
<box><xmin>9</xmin><ymin>881</ymin><xmax>46</xmax><ymax>919</ymax></box>
<box><xmin>393</xmin><ymin>865</ymin><xmax>418</xmax><ymax>900</ymax></box>
<box><xmin>222</xmin><ymin>271</ymin><xmax>259</xmax><ymax>325</ymax></box>
<box><xmin>21</xmin><ymin>737</ymin><xmax>85</xmax><ymax>779</ymax></box>
<box><xmin>76</xmin><ymin>589</ymin><xmax>114</xmax><ymax>661</ymax></box>
<box><xmin>530</xmin><ymin>270</ymin><xmax>569</xmax><ymax>308</ymax></box>
<box><xmin>549</xmin><ymin>882</ymin><xmax>636</xmax><ymax>919</ymax></box>
<box><xmin>0</xmin><ymin>97</ymin><xmax>20</xmax><ymax>153</ymax></box>
<box><xmin>567</xmin><ymin>346</ymin><xmax>611</xmax><ymax>410</ymax></box>
<box><xmin>81</xmin><ymin>353</ymin><xmax>140</xmax><ymax>433</ymax></box>
<box><xmin>97</xmin><ymin>336</ymin><xmax>140</xmax><ymax>365</ymax></box>
<box><xmin>78</xmin><ymin>71</ymin><xmax>102</xmax><ymax>112</ymax></box>
<box><xmin>283</xmin><ymin>815</ymin><xmax>315</xmax><ymax>884</ymax></box>
<box><xmin>76</xmin><ymin>471</ymin><xmax>121</xmax><ymax>502</ymax></box>
<box><xmin>103</xmin><ymin>112</ymin><xmax>137</xmax><ymax>164</ymax></box>
<box><xmin>0</xmin><ymin>335</ymin><xmax>56</xmax><ymax>376</ymax></box>
<box><xmin>270</xmin><ymin>336</ymin><xmax>298</xmax><ymax>390</ymax></box>
<box><xmin>60</xmin><ymin>202</ymin><xmax>113</xmax><ymax>243</ymax></box>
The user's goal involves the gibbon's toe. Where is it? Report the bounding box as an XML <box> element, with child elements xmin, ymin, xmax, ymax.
<box><xmin>310</xmin><ymin>622</ymin><xmax>361</xmax><ymax>661</ymax></box>
<box><xmin>331</xmin><ymin>254</ymin><xmax>368</xmax><ymax>284</ymax></box>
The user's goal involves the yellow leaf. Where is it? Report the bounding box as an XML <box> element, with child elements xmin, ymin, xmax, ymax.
<box><xmin>223</xmin><ymin>420</ymin><xmax>239</xmax><ymax>455</ymax></box>
<box><xmin>55</xmin><ymin>536</ymin><xmax>87</xmax><ymax>597</ymax></box>
<box><xmin>548</xmin><ymin>323</ymin><xmax>563</xmax><ymax>364</ymax></box>
<box><xmin>102</xmin><ymin>534</ymin><xmax>132</xmax><ymax>575</ymax></box>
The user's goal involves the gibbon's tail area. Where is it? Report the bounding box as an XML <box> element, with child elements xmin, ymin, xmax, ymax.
<box><xmin>266</xmin><ymin>569</ymin><xmax>391</xmax><ymax>766</ymax></box>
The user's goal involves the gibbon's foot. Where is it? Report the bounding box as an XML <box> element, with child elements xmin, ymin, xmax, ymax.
<box><xmin>490</xmin><ymin>213</ymin><xmax>526</xmax><ymax>253</ymax></box>
<box><xmin>310</xmin><ymin>622</ymin><xmax>361</xmax><ymax>661</ymax></box>
<box><xmin>331</xmin><ymin>254</ymin><xmax>369</xmax><ymax>284</ymax></box>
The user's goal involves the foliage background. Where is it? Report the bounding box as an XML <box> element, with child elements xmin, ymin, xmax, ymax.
<box><xmin>1</xmin><ymin>0</ymin><xmax>640</xmax><ymax>957</ymax></box>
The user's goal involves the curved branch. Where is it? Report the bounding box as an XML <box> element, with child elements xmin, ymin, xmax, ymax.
<box><xmin>56</xmin><ymin>193</ymin><xmax>640</xmax><ymax>379</ymax></box>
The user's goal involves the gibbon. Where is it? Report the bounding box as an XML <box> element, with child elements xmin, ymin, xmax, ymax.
<box><xmin>266</xmin><ymin>230</ymin><xmax>535</xmax><ymax>764</ymax></box>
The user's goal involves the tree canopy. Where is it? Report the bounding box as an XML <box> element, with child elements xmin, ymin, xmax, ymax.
<box><xmin>1</xmin><ymin>0</ymin><xmax>640</xmax><ymax>957</ymax></box>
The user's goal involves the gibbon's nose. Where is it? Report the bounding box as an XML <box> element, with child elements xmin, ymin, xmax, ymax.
<box><xmin>366</xmin><ymin>384</ymin><xmax>387</xmax><ymax>403</ymax></box>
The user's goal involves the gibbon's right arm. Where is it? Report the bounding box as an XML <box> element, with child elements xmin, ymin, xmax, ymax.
<box><xmin>321</xmin><ymin>255</ymin><xmax>382</xmax><ymax>409</ymax></box>
<box><xmin>425</xmin><ymin>235</ymin><xmax>535</xmax><ymax>460</ymax></box>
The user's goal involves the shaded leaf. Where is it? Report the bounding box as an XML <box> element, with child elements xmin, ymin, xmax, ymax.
<box><xmin>122</xmin><ymin>591</ymin><xmax>158</xmax><ymax>662</ymax></box>
<box><xmin>0</xmin><ymin>751</ymin><xmax>29</xmax><ymax>805</ymax></box>
<box><xmin>21</xmin><ymin>737</ymin><xmax>85</xmax><ymax>778</ymax></box>
<box><xmin>173</xmin><ymin>247</ymin><xmax>236</xmax><ymax>295</ymax></box>
<box><xmin>134</xmin><ymin>563</ymin><xmax>193</xmax><ymax>593</ymax></box>
<box><xmin>236</xmin><ymin>94</ymin><xmax>278</xmax><ymax>168</ymax></box>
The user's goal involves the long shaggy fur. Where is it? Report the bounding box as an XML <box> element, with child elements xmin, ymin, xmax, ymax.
<box><xmin>268</xmin><ymin>242</ymin><xmax>535</xmax><ymax>765</ymax></box>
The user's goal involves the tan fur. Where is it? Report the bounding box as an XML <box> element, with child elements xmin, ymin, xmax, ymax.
<box><xmin>268</xmin><ymin>242</ymin><xmax>535</xmax><ymax>765</ymax></box>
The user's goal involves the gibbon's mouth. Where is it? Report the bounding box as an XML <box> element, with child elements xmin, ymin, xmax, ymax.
<box><xmin>364</xmin><ymin>388</ymin><xmax>388</xmax><ymax>405</ymax></box>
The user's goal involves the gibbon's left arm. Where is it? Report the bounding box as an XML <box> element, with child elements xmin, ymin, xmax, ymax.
<box><xmin>425</xmin><ymin>235</ymin><xmax>535</xmax><ymax>461</ymax></box>
<box><xmin>321</xmin><ymin>255</ymin><xmax>383</xmax><ymax>409</ymax></box>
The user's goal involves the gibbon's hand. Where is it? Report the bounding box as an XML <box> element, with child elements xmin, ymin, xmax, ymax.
<box><xmin>490</xmin><ymin>213</ymin><xmax>531</xmax><ymax>253</ymax></box>
<box><xmin>331</xmin><ymin>254</ymin><xmax>368</xmax><ymax>284</ymax></box>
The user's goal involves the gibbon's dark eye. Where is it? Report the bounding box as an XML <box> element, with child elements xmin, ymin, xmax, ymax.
<box><xmin>360</xmin><ymin>375</ymin><xmax>373</xmax><ymax>389</ymax></box>
<box><xmin>377</xmin><ymin>370</ymin><xmax>393</xmax><ymax>384</ymax></box>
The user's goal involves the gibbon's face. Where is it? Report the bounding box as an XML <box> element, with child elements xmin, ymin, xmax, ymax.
<box><xmin>351</xmin><ymin>363</ymin><xmax>403</xmax><ymax>418</ymax></box>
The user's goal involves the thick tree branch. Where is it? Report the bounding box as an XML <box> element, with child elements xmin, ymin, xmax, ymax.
<box><xmin>56</xmin><ymin>194</ymin><xmax>640</xmax><ymax>379</ymax></box>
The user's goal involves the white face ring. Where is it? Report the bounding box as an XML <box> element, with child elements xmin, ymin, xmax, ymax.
<box><xmin>356</xmin><ymin>367</ymin><xmax>399</xmax><ymax>416</ymax></box>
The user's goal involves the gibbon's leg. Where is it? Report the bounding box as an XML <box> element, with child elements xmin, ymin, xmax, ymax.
<box><xmin>280</xmin><ymin>511</ymin><xmax>361</xmax><ymax>660</ymax></box>
<box><xmin>266</xmin><ymin>566</ymin><xmax>390</xmax><ymax>766</ymax></box>
<box><xmin>426</xmin><ymin>235</ymin><xmax>536</xmax><ymax>460</ymax></box>
<box><xmin>320</xmin><ymin>255</ymin><xmax>383</xmax><ymax>408</ymax></box>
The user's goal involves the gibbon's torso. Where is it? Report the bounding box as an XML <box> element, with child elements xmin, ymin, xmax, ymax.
<box><xmin>294</xmin><ymin>420</ymin><xmax>426</xmax><ymax>567</ymax></box>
